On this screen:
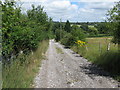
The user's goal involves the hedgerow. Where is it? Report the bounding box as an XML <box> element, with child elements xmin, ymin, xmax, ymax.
<box><xmin>1</xmin><ymin>1</ymin><xmax>53</xmax><ymax>64</ymax></box>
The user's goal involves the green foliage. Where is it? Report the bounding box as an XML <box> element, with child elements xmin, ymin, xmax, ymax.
<box><xmin>87</xmin><ymin>34</ymin><xmax>111</xmax><ymax>38</ymax></box>
<box><xmin>71</xmin><ymin>25</ymin><xmax>86</xmax><ymax>41</ymax></box>
<box><xmin>52</xmin><ymin>22</ymin><xmax>65</xmax><ymax>41</ymax></box>
<box><xmin>96</xmin><ymin>51</ymin><xmax>120</xmax><ymax>75</ymax></box>
<box><xmin>88</xmin><ymin>26</ymin><xmax>98</xmax><ymax>35</ymax></box>
<box><xmin>80</xmin><ymin>24</ymin><xmax>89</xmax><ymax>32</ymax></box>
<box><xmin>60</xmin><ymin>25</ymin><xmax>86</xmax><ymax>47</ymax></box>
<box><xmin>107</xmin><ymin>1</ymin><xmax>120</xmax><ymax>50</ymax></box>
<box><xmin>1</xmin><ymin>0</ymin><xmax>52</xmax><ymax>87</ymax></box>
<box><xmin>54</xmin><ymin>22</ymin><xmax>86</xmax><ymax>47</ymax></box>
<box><xmin>1</xmin><ymin>1</ymin><xmax>53</xmax><ymax>63</ymax></box>
<box><xmin>54</xmin><ymin>29</ymin><xmax>62</xmax><ymax>42</ymax></box>
<box><xmin>71</xmin><ymin>37</ymin><xmax>120</xmax><ymax>81</ymax></box>
<box><xmin>94</xmin><ymin>22</ymin><xmax>110</xmax><ymax>34</ymax></box>
<box><xmin>61</xmin><ymin>33</ymin><xmax>75</xmax><ymax>46</ymax></box>
<box><xmin>64</xmin><ymin>20</ymin><xmax>71</xmax><ymax>33</ymax></box>
<box><xmin>52</xmin><ymin>22</ymin><xmax>64</xmax><ymax>34</ymax></box>
<box><xmin>79</xmin><ymin>22</ymin><xmax>112</xmax><ymax>37</ymax></box>
<box><xmin>3</xmin><ymin>40</ymin><xmax>49</xmax><ymax>88</ymax></box>
<box><xmin>2</xmin><ymin>1</ymin><xmax>18</xmax><ymax>60</ymax></box>
<box><xmin>80</xmin><ymin>24</ymin><xmax>98</xmax><ymax>36</ymax></box>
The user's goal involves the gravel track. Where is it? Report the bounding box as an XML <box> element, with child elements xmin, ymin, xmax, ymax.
<box><xmin>34</xmin><ymin>39</ymin><xmax>118</xmax><ymax>88</ymax></box>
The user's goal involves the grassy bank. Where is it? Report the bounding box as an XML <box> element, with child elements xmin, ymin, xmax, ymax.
<box><xmin>2</xmin><ymin>40</ymin><xmax>49</xmax><ymax>88</ymax></box>
<box><xmin>87</xmin><ymin>34</ymin><xmax>111</xmax><ymax>38</ymax></box>
<box><xmin>71</xmin><ymin>37</ymin><xmax>120</xmax><ymax>81</ymax></box>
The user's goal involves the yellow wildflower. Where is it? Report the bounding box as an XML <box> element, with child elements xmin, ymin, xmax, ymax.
<box><xmin>76</xmin><ymin>40</ymin><xmax>86</xmax><ymax>47</ymax></box>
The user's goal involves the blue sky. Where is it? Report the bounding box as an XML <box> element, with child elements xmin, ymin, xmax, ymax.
<box><xmin>71</xmin><ymin>2</ymin><xmax>85</xmax><ymax>8</ymax></box>
<box><xmin>12</xmin><ymin>0</ymin><xmax>119</xmax><ymax>22</ymax></box>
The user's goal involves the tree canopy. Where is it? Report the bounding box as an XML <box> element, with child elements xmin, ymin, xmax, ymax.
<box><xmin>64</xmin><ymin>20</ymin><xmax>71</xmax><ymax>33</ymax></box>
<box><xmin>1</xmin><ymin>0</ymin><xmax>53</xmax><ymax>63</ymax></box>
<box><xmin>107</xmin><ymin>1</ymin><xmax>120</xmax><ymax>51</ymax></box>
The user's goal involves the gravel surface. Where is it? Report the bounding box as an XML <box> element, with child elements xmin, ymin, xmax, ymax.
<box><xmin>34</xmin><ymin>39</ymin><xmax>118</xmax><ymax>88</ymax></box>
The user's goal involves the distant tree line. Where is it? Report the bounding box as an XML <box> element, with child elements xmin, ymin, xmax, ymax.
<box><xmin>53</xmin><ymin>20</ymin><xmax>86</xmax><ymax>47</ymax></box>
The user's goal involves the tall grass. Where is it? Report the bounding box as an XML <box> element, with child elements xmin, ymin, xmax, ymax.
<box><xmin>0</xmin><ymin>61</ymin><xmax>2</xmax><ymax>89</ymax></box>
<box><xmin>2</xmin><ymin>40</ymin><xmax>49</xmax><ymax>88</ymax></box>
<box><xmin>71</xmin><ymin>37</ymin><xmax>120</xmax><ymax>81</ymax></box>
<box><xmin>87</xmin><ymin>34</ymin><xmax>111</xmax><ymax>38</ymax></box>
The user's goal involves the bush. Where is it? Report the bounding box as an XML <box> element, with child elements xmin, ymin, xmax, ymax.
<box><xmin>88</xmin><ymin>26</ymin><xmax>98</xmax><ymax>36</ymax></box>
<box><xmin>55</xmin><ymin>29</ymin><xmax>66</xmax><ymax>42</ymax></box>
<box><xmin>71</xmin><ymin>25</ymin><xmax>86</xmax><ymax>41</ymax></box>
<box><xmin>55</xmin><ymin>24</ymin><xmax>86</xmax><ymax>47</ymax></box>
<box><xmin>1</xmin><ymin>1</ymin><xmax>53</xmax><ymax>63</ymax></box>
<box><xmin>60</xmin><ymin>33</ymin><xmax>75</xmax><ymax>47</ymax></box>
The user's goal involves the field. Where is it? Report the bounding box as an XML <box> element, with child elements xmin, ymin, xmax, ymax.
<box><xmin>71</xmin><ymin>37</ymin><xmax>120</xmax><ymax>81</ymax></box>
<box><xmin>2</xmin><ymin>40</ymin><xmax>49</xmax><ymax>88</ymax></box>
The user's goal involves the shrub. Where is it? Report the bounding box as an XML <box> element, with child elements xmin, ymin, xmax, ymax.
<box><xmin>71</xmin><ymin>26</ymin><xmax>86</xmax><ymax>41</ymax></box>
<box><xmin>1</xmin><ymin>1</ymin><xmax>53</xmax><ymax>63</ymax></box>
<box><xmin>60</xmin><ymin>33</ymin><xmax>75</xmax><ymax>47</ymax></box>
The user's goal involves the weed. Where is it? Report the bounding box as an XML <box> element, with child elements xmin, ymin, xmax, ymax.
<box><xmin>71</xmin><ymin>37</ymin><xmax>120</xmax><ymax>81</ymax></box>
<box><xmin>2</xmin><ymin>40</ymin><xmax>49</xmax><ymax>88</ymax></box>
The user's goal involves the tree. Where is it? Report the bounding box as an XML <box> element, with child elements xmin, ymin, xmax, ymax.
<box><xmin>1</xmin><ymin>0</ymin><xmax>19</xmax><ymax>60</ymax></box>
<box><xmin>107</xmin><ymin>1</ymin><xmax>120</xmax><ymax>51</ymax></box>
<box><xmin>55</xmin><ymin>29</ymin><xmax>66</xmax><ymax>42</ymax></box>
<box><xmin>94</xmin><ymin>22</ymin><xmax>110</xmax><ymax>34</ymax></box>
<box><xmin>71</xmin><ymin>25</ymin><xmax>86</xmax><ymax>41</ymax></box>
<box><xmin>80</xmin><ymin>24</ymin><xmax>89</xmax><ymax>32</ymax></box>
<box><xmin>64</xmin><ymin>20</ymin><xmax>71</xmax><ymax>33</ymax></box>
<box><xmin>88</xmin><ymin>26</ymin><xmax>98</xmax><ymax>35</ymax></box>
<box><xmin>1</xmin><ymin>0</ymin><xmax>53</xmax><ymax>63</ymax></box>
<box><xmin>61</xmin><ymin>25</ymin><xmax>86</xmax><ymax>47</ymax></box>
<box><xmin>60</xmin><ymin>33</ymin><xmax>75</xmax><ymax>46</ymax></box>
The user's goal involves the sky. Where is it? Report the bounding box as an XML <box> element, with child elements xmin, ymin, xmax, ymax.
<box><xmin>3</xmin><ymin>0</ymin><xmax>119</xmax><ymax>22</ymax></box>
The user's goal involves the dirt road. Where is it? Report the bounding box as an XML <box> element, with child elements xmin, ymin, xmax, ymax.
<box><xmin>34</xmin><ymin>39</ymin><xmax>118</xmax><ymax>88</ymax></box>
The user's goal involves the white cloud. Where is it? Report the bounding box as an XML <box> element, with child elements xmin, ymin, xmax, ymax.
<box><xmin>16</xmin><ymin>0</ymin><xmax>119</xmax><ymax>2</ymax></box>
<box><xmin>79</xmin><ymin>8</ymin><xmax>94</xmax><ymax>13</ymax></box>
<box><xmin>71</xmin><ymin>0</ymin><xmax>119</xmax><ymax>2</ymax></box>
<box><xmin>45</xmin><ymin>1</ymin><xmax>71</xmax><ymax>10</ymax></box>
<box><xmin>19</xmin><ymin>0</ymin><xmax>47</xmax><ymax>2</ymax></box>
<box><xmin>76</xmin><ymin>1</ymin><xmax>116</xmax><ymax>22</ymax></box>
<box><xmin>31</xmin><ymin>0</ymin><xmax>79</xmax><ymax>21</ymax></box>
<box><xmin>18</xmin><ymin>0</ymin><xmax>117</xmax><ymax>22</ymax></box>
<box><xmin>87</xmin><ymin>2</ymin><xmax>114</xmax><ymax>10</ymax></box>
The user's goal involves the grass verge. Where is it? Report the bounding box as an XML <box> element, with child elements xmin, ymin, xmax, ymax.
<box><xmin>71</xmin><ymin>37</ymin><xmax>120</xmax><ymax>81</ymax></box>
<box><xmin>2</xmin><ymin>40</ymin><xmax>49</xmax><ymax>88</ymax></box>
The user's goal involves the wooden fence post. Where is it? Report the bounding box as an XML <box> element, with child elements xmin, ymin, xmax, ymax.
<box><xmin>99</xmin><ymin>42</ymin><xmax>101</xmax><ymax>53</ymax></box>
<box><xmin>107</xmin><ymin>43</ymin><xmax>111</xmax><ymax>51</ymax></box>
<box><xmin>31</xmin><ymin>50</ymin><xmax>33</xmax><ymax>55</ymax></box>
<box><xmin>85</xmin><ymin>45</ymin><xmax>88</xmax><ymax>51</ymax></box>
